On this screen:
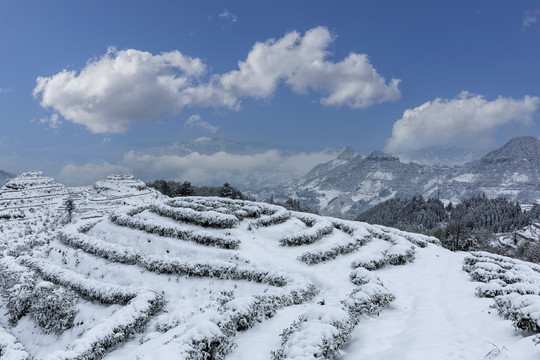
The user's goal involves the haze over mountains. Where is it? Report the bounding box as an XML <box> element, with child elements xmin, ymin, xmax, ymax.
<box><xmin>266</xmin><ymin>136</ymin><xmax>540</xmax><ymax>218</ymax></box>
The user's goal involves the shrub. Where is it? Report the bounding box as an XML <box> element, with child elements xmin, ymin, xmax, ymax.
<box><xmin>29</xmin><ymin>281</ymin><xmax>78</xmax><ymax>334</ymax></box>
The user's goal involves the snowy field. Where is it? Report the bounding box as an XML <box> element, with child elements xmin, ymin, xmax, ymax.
<box><xmin>0</xmin><ymin>174</ymin><xmax>539</xmax><ymax>359</ymax></box>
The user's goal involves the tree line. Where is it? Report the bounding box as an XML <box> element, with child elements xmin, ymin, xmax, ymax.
<box><xmin>147</xmin><ymin>180</ymin><xmax>254</xmax><ymax>200</ymax></box>
<box><xmin>266</xmin><ymin>194</ymin><xmax>318</xmax><ymax>214</ymax></box>
<box><xmin>147</xmin><ymin>180</ymin><xmax>317</xmax><ymax>214</ymax></box>
<box><xmin>356</xmin><ymin>194</ymin><xmax>540</xmax><ymax>257</ymax></box>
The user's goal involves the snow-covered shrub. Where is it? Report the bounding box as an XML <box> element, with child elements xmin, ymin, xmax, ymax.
<box><xmin>0</xmin><ymin>325</ymin><xmax>32</xmax><ymax>360</ymax></box>
<box><xmin>372</xmin><ymin>225</ymin><xmax>441</xmax><ymax>248</ymax></box>
<box><xmin>22</xmin><ymin>257</ymin><xmax>140</xmax><ymax>305</ymax></box>
<box><xmin>111</xmin><ymin>210</ymin><xmax>240</xmax><ymax>249</ymax></box>
<box><xmin>47</xmin><ymin>290</ymin><xmax>165</xmax><ymax>360</ymax></box>
<box><xmin>350</xmin><ymin>230</ymin><xmax>416</xmax><ymax>269</ymax></box>
<box><xmin>271</xmin><ymin>304</ymin><xmax>352</xmax><ymax>360</ymax></box>
<box><xmin>472</xmin><ymin>261</ymin><xmax>506</xmax><ymax>274</ymax></box>
<box><xmin>167</xmin><ymin>198</ymin><xmax>216</xmax><ymax>212</ymax></box>
<box><xmin>330</xmin><ymin>220</ymin><xmax>357</xmax><ymax>236</ymax></box>
<box><xmin>248</xmin><ymin>207</ymin><xmax>291</xmax><ymax>229</ymax></box>
<box><xmin>469</xmin><ymin>267</ymin><xmax>504</xmax><ymax>283</ymax></box>
<box><xmin>29</xmin><ymin>281</ymin><xmax>78</xmax><ymax>334</ymax></box>
<box><xmin>297</xmin><ymin>235</ymin><xmax>372</xmax><ymax>265</ymax></box>
<box><xmin>150</xmin><ymin>203</ymin><xmax>239</xmax><ymax>229</ymax></box>
<box><xmin>504</xmin><ymin>283</ymin><xmax>540</xmax><ymax>296</ymax></box>
<box><xmin>62</xmin><ymin>223</ymin><xmax>296</xmax><ymax>290</ymax></box>
<box><xmin>475</xmin><ymin>282</ymin><xmax>504</xmax><ymax>298</ymax></box>
<box><xmin>58</xmin><ymin>228</ymin><xmax>140</xmax><ymax>265</ymax></box>
<box><xmin>493</xmin><ymin>293</ymin><xmax>540</xmax><ymax>334</ymax></box>
<box><xmin>0</xmin><ymin>258</ymin><xmax>38</xmax><ymax>324</ymax></box>
<box><xmin>468</xmin><ymin>251</ymin><xmax>534</xmax><ymax>269</ymax></box>
<box><xmin>384</xmin><ymin>243</ymin><xmax>416</xmax><ymax>265</ymax></box>
<box><xmin>344</xmin><ymin>283</ymin><xmax>396</xmax><ymax>319</ymax></box>
<box><xmin>140</xmin><ymin>256</ymin><xmax>290</xmax><ymax>287</ymax></box>
<box><xmin>168</xmin><ymin>197</ymin><xmax>262</xmax><ymax>220</ymax></box>
<box><xmin>175</xmin><ymin>320</ymin><xmax>232</xmax><ymax>360</ymax></box>
<box><xmin>465</xmin><ymin>251</ymin><xmax>540</xmax><ymax>342</ymax></box>
<box><xmin>175</xmin><ymin>280</ymin><xmax>318</xmax><ymax>360</ymax></box>
<box><xmin>476</xmin><ymin>282</ymin><xmax>540</xmax><ymax>298</ymax></box>
<box><xmin>272</xmin><ymin>271</ymin><xmax>395</xmax><ymax>360</ymax></box>
<box><xmin>232</xmin><ymin>205</ymin><xmax>261</xmax><ymax>220</ymax></box>
<box><xmin>279</xmin><ymin>214</ymin><xmax>334</xmax><ymax>247</ymax></box>
<box><xmin>351</xmin><ymin>251</ymin><xmax>388</xmax><ymax>271</ymax></box>
<box><xmin>382</xmin><ymin>235</ymin><xmax>416</xmax><ymax>266</ymax></box>
<box><xmin>349</xmin><ymin>267</ymin><xmax>382</xmax><ymax>286</ymax></box>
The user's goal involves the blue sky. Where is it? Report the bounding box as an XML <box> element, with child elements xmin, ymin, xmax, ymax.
<box><xmin>2</xmin><ymin>1</ymin><xmax>540</xmax><ymax>186</ymax></box>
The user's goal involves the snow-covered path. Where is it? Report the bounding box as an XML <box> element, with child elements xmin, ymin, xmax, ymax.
<box><xmin>342</xmin><ymin>245</ymin><xmax>540</xmax><ymax>360</ymax></box>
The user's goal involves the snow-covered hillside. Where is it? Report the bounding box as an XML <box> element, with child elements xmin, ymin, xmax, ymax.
<box><xmin>0</xmin><ymin>174</ymin><xmax>539</xmax><ymax>359</ymax></box>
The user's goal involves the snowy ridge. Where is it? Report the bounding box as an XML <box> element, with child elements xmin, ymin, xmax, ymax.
<box><xmin>269</xmin><ymin>136</ymin><xmax>540</xmax><ymax>218</ymax></box>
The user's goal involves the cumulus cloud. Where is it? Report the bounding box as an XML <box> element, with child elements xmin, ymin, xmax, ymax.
<box><xmin>219</xmin><ymin>27</ymin><xmax>400</xmax><ymax>107</ymax></box>
<box><xmin>184</xmin><ymin>114</ymin><xmax>218</xmax><ymax>133</ymax></box>
<box><xmin>34</xmin><ymin>27</ymin><xmax>400</xmax><ymax>134</ymax></box>
<box><xmin>385</xmin><ymin>92</ymin><xmax>540</xmax><ymax>155</ymax></box>
<box><xmin>34</xmin><ymin>47</ymin><xmax>206</xmax><ymax>133</ymax></box>
<box><xmin>56</xmin><ymin>148</ymin><xmax>336</xmax><ymax>187</ymax></box>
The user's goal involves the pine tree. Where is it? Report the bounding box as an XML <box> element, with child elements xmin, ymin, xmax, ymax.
<box><xmin>179</xmin><ymin>181</ymin><xmax>194</xmax><ymax>196</ymax></box>
<box><xmin>219</xmin><ymin>183</ymin><xmax>234</xmax><ymax>198</ymax></box>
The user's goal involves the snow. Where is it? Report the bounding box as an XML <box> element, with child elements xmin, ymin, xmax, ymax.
<box><xmin>504</xmin><ymin>173</ymin><xmax>530</xmax><ymax>185</ymax></box>
<box><xmin>368</xmin><ymin>171</ymin><xmax>394</xmax><ymax>181</ymax></box>
<box><xmin>1</xmin><ymin>174</ymin><xmax>540</xmax><ymax>359</ymax></box>
<box><xmin>227</xmin><ymin>304</ymin><xmax>309</xmax><ymax>360</ymax></box>
<box><xmin>315</xmin><ymin>190</ymin><xmax>342</xmax><ymax>209</ymax></box>
<box><xmin>451</xmin><ymin>173</ymin><xmax>476</xmax><ymax>183</ymax></box>
<box><xmin>341</xmin><ymin>245</ymin><xmax>540</xmax><ymax>360</ymax></box>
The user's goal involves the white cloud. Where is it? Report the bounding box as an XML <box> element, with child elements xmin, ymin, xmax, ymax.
<box><xmin>34</xmin><ymin>47</ymin><xmax>206</xmax><ymax>134</ymax></box>
<box><xmin>184</xmin><ymin>114</ymin><xmax>218</xmax><ymax>133</ymax></box>
<box><xmin>218</xmin><ymin>10</ymin><xmax>237</xmax><ymax>23</ymax></box>
<box><xmin>219</xmin><ymin>27</ymin><xmax>400</xmax><ymax>108</ymax></box>
<box><xmin>287</xmin><ymin>53</ymin><xmax>400</xmax><ymax>108</ymax></box>
<box><xmin>0</xmin><ymin>88</ymin><xmax>12</xmax><ymax>94</ymax></box>
<box><xmin>34</xmin><ymin>27</ymin><xmax>400</xmax><ymax>134</ymax></box>
<box><xmin>385</xmin><ymin>92</ymin><xmax>540</xmax><ymax>155</ymax></box>
<box><xmin>39</xmin><ymin>113</ymin><xmax>63</xmax><ymax>129</ymax></box>
<box><xmin>523</xmin><ymin>9</ymin><xmax>540</xmax><ymax>30</ymax></box>
<box><xmin>56</xmin><ymin>148</ymin><xmax>336</xmax><ymax>187</ymax></box>
<box><xmin>57</xmin><ymin>162</ymin><xmax>129</xmax><ymax>186</ymax></box>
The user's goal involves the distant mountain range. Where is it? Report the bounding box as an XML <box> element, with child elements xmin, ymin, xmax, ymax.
<box><xmin>262</xmin><ymin>136</ymin><xmax>540</xmax><ymax>219</ymax></box>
